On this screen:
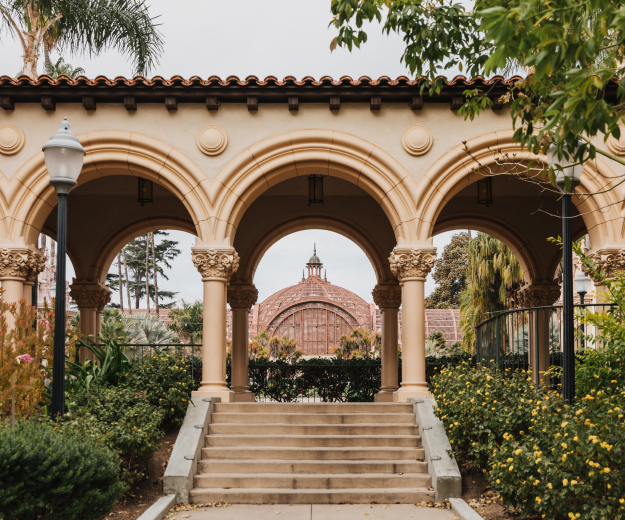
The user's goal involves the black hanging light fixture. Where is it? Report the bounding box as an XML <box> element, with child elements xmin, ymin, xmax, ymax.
<box><xmin>138</xmin><ymin>177</ymin><xmax>154</xmax><ymax>205</ymax></box>
<box><xmin>308</xmin><ymin>174</ymin><xmax>323</xmax><ymax>205</ymax></box>
<box><xmin>477</xmin><ymin>177</ymin><xmax>493</xmax><ymax>207</ymax></box>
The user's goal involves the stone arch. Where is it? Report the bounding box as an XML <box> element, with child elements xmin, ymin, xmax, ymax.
<box><xmin>212</xmin><ymin>129</ymin><xmax>421</xmax><ymax>245</ymax></box>
<box><xmin>7</xmin><ymin>131</ymin><xmax>212</xmax><ymax>247</ymax></box>
<box><xmin>234</xmin><ymin>214</ymin><xmax>394</xmax><ymax>284</ymax></box>
<box><xmin>414</xmin><ymin>129</ymin><xmax>622</xmax><ymax>252</ymax></box>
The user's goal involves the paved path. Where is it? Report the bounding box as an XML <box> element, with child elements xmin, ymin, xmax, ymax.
<box><xmin>168</xmin><ymin>504</ymin><xmax>458</xmax><ymax>520</ymax></box>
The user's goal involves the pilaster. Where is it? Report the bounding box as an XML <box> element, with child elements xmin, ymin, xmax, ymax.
<box><xmin>372</xmin><ymin>283</ymin><xmax>401</xmax><ymax>402</ymax></box>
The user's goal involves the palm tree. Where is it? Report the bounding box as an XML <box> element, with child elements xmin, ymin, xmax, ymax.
<box><xmin>123</xmin><ymin>312</ymin><xmax>178</xmax><ymax>345</ymax></box>
<box><xmin>0</xmin><ymin>0</ymin><xmax>163</xmax><ymax>79</ymax></box>
<box><xmin>168</xmin><ymin>300</ymin><xmax>203</xmax><ymax>344</ymax></box>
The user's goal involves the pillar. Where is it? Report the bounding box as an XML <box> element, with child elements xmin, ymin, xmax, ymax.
<box><xmin>587</xmin><ymin>248</ymin><xmax>625</xmax><ymax>304</ymax></box>
<box><xmin>69</xmin><ymin>281</ymin><xmax>111</xmax><ymax>363</ymax></box>
<box><xmin>372</xmin><ymin>284</ymin><xmax>401</xmax><ymax>402</ymax></box>
<box><xmin>389</xmin><ymin>246</ymin><xmax>436</xmax><ymax>401</ymax></box>
<box><xmin>227</xmin><ymin>283</ymin><xmax>258</xmax><ymax>402</ymax></box>
<box><xmin>191</xmin><ymin>245</ymin><xmax>239</xmax><ymax>402</ymax></box>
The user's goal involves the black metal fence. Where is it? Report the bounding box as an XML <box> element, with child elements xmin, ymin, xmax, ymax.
<box><xmin>474</xmin><ymin>304</ymin><xmax>612</xmax><ymax>386</ymax></box>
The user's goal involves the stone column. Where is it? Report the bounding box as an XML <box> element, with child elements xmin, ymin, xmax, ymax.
<box><xmin>389</xmin><ymin>246</ymin><xmax>436</xmax><ymax>401</ymax></box>
<box><xmin>372</xmin><ymin>284</ymin><xmax>401</xmax><ymax>402</ymax></box>
<box><xmin>587</xmin><ymin>248</ymin><xmax>625</xmax><ymax>303</ymax></box>
<box><xmin>227</xmin><ymin>283</ymin><xmax>258</xmax><ymax>402</ymax></box>
<box><xmin>69</xmin><ymin>281</ymin><xmax>111</xmax><ymax>363</ymax></box>
<box><xmin>517</xmin><ymin>283</ymin><xmax>561</xmax><ymax>385</ymax></box>
<box><xmin>191</xmin><ymin>245</ymin><xmax>239</xmax><ymax>402</ymax></box>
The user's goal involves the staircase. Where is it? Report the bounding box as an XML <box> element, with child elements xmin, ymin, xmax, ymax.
<box><xmin>189</xmin><ymin>402</ymin><xmax>434</xmax><ymax>504</ymax></box>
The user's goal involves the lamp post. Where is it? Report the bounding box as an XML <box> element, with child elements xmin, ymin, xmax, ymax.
<box><xmin>575</xmin><ymin>271</ymin><xmax>591</xmax><ymax>349</ymax></box>
<box><xmin>42</xmin><ymin>118</ymin><xmax>85</xmax><ymax>418</ymax></box>
<box><xmin>547</xmin><ymin>141</ymin><xmax>585</xmax><ymax>404</ymax></box>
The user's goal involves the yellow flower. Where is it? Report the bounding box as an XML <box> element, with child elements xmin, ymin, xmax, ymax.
<box><xmin>509</xmin><ymin>465</ymin><xmax>514</xmax><ymax>471</ymax></box>
<box><xmin>547</xmin><ymin>483</ymin><xmax>552</xmax><ymax>489</ymax></box>
<box><xmin>575</xmin><ymin>409</ymin><xmax>583</xmax><ymax>416</ymax></box>
<box><xmin>171</xmin><ymin>408</ymin><xmax>174</xmax><ymax>412</ymax></box>
<box><xmin>561</xmin><ymin>443</ymin><xmax>568</xmax><ymax>449</ymax></box>
<box><xmin>515</xmin><ymin>448</ymin><xmax>522</xmax><ymax>455</ymax></box>
<box><xmin>536</xmin><ymin>497</ymin><xmax>542</xmax><ymax>504</ymax></box>
<box><xmin>620</xmin><ymin>499</ymin><xmax>624</xmax><ymax>504</ymax></box>
<box><xmin>571</xmin><ymin>480</ymin><xmax>577</xmax><ymax>486</ymax></box>
<box><xmin>563</xmin><ymin>479</ymin><xmax>569</xmax><ymax>486</ymax></box>
<box><xmin>561</xmin><ymin>422</ymin><xmax>568</xmax><ymax>428</ymax></box>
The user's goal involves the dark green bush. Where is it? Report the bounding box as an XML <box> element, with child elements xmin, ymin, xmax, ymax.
<box><xmin>0</xmin><ymin>419</ymin><xmax>125</xmax><ymax>520</ymax></box>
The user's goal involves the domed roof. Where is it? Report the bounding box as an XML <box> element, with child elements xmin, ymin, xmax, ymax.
<box><xmin>308</xmin><ymin>245</ymin><xmax>320</xmax><ymax>264</ymax></box>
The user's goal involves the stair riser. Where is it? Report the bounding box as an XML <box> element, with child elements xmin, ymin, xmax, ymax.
<box><xmin>202</xmin><ymin>448</ymin><xmax>425</xmax><ymax>460</ymax></box>
<box><xmin>208</xmin><ymin>424</ymin><xmax>418</xmax><ymax>435</ymax></box>
<box><xmin>199</xmin><ymin>461</ymin><xmax>428</xmax><ymax>474</ymax></box>
<box><xmin>214</xmin><ymin>404</ymin><xmax>413</xmax><ymax>414</ymax></box>
<box><xmin>194</xmin><ymin>475</ymin><xmax>432</xmax><ymax>489</ymax></box>
<box><xmin>205</xmin><ymin>436</ymin><xmax>420</xmax><ymax>448</ymax></box>
<box><xmin>189</xmin><ymin>489</ymin><xmax>435</xmax><ymax>504</ymax></box>
<box><xmin>212</xmin><ymin>413</ymin><xmax>415</xmax><ymax>424</ymax></box>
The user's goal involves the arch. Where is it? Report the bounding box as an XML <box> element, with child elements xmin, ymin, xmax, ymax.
<box><xmin>212</xmin><ymin>129</ymin><xmax>421</xmax><ymax>245</ymax></box>
<box><xmin>415</xmin><ymin>129</ymin><xmax>622</xmax><ymax>251</ymax></box>
<box><xmin>89</xmin><ymin>215</ymin><xmax>196</xmax><ymax>283</ymax></box>
<box><xmin>234</xmin><ymin>214</ymin><xmax>394</xmax><ymax>284</ymax></box>
<box><xmin>6</xmin><ymin>131</ymin><xmax>212</xmax><ymax>247</ymax></box>
<box><xmin>433</xmin><ymin>214</ymin><xmax>540</xmax><ymax>284</ymax></box>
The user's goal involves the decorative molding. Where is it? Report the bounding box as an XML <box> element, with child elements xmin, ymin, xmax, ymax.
<box><xmin>227</xmin><ymin>284</ymin><xmax>258</xmax><ymax>310</ymax></box>
<box><xmin>192</xmin><ymin>247</ymin><xmax>239</xmax><ymax>280</ymax></box>
<box><xmin>606</xmin><ymin>126</ymin><xmax>625</xmax><ymax>156</ymax></box>
<box><xmin>372</xmin><ymin>284</ymin><xmax>401</xmax><ymax>309</ymax></box>
<box><xmin>401</xmin><ymin>125</ymin><xmax>433</xmax><ymax>156</ymax></box>
<box><xmin>516</xmin><ymin>284</ymin><xmax>561</xmax><ymax>308</ymax></box>
<box><xmin>587</xmin><ymin>248</ymin><xmax>625</xmax><ymax>279</ymax></box>
<box><xmin>0</xmin><ymin>247</ymin><xmax>44</xmax><ymax>280</ymax></box>
<box><xmin>389</xmin><ymin>247</ymin><xmax>436</xmax><ymax>280</ymax></box>
<box><xmin>69</xmin><ymin>283</ymin><xmax>112</xmax><ymax>311</ymax></box>
<box><xmin>197</xmin><ymin>125</ymin><xmax>228</xmax><ymax>156</ymax></box>
<box><xmin>0</xmin><ymin>124</ymin><xmax>25</xmax><ymax>155</ymax></box>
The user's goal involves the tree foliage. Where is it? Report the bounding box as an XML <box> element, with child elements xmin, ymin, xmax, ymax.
<box><xmin>168</xmin><ymin>300</ymin><xmax>203</xmax><ymax>344</ymax></box>
<box><xmin>334</xmin><ymin>329</ymin><xmax>381</xmax><ymax>359</ymax></box>
<box><xmin>425</xmin><ymin>232</ymin><xmax>469</xmax><ymax>309</ymax></box>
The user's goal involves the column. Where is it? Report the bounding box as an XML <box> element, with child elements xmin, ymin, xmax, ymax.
<box><xmin>517</xmin><ymin>283</ymin><xmax>561</xmax><ymax>385</ymax></box>
<box><xmin>227</xmin><ymin>283</ymin><xmax>258</xmax><ymax>402</ymax></box>
<box><xmin>389</xmin><ymin>246</ymin><xmax>436</xmax><ymax>401</ymax></box>
<box><xmin>588</xmin><ymin>248</ymin><xmax>625</xmax><ymax>304</ymax></box>
<box><xmin>191</xmin><ymin>245</ymin><xmax>239</xmax><ymax>402</ymax></box>
<box><xmin>69</xmin><ymin>281</ymin><xmax>111</xmax><ymax>362</ymax></box>
<box><xmin>373</xmin><ymin>284</ymin><xmax>401</xmax><ymax>402</ymax></box>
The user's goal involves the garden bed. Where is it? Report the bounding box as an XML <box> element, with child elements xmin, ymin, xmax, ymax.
<box><xmin>461</xmin><ymin>464</ymin><xmax>508</xmax><ymax>520</ymax></box>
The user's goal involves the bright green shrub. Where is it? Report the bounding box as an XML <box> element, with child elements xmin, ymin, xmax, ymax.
<box><xmin>431</xmin><ymin>363</ymin><xmax>544</xmax><ymax>468</ymax></box>
<box><xmin>490</xmin><ymin>388</ymin><xmax>625</xmax><ymax>519</ymax></box>
<box><xmin>0</xmin><ymin>419</ymin><xmax>125</xmax><ymax>520</ymax></box>
<box><xmin>125</xmin><ymin>351</ymin><xmax>193</xmax><ymax>424</ymax></box>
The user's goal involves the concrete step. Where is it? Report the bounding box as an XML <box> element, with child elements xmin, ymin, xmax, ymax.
<box><xmin>212</xmin><ymin>413</ymin><xmax>416</xmax><ymax>424</ymax></box>
<box><xmin>202</xmin><ymin>446</ymin><xmax>425</xmax><ymax>460</ymax></box>
<box><xmin>194</xmin><ymin>473</ymin><xmax>432</xmax><ymax>489</ymax></box>
<box><xmin>199</xmin><ymin>459</ymin><xmax>428</xmax><ymax>474</ymax></box>
<box><xmin>205</xmin><ymin>434</ymin><xmax>420</xmax><ymax>448</ymax></box>
<box><xmin>214</xmin><ymin>403</ymin><xmax>413</xmax><ymax>414</ymax></box>
<box><xmin>189</xmin><ymin>487</ymin><xmax>435</xmax><ymax>504</ymax></box>
<box><xmin>208</xmin><ymin>423</ymin><xmax>419</xmax><ymax>436</ymax></box>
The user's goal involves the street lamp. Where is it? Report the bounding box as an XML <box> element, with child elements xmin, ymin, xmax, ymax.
<box><xmin>42</xmin><ymin>118</ymin><xmax>85</xmax><ymax>418</ymax></box>
<box><xmin>575</xmin><ymin>271</ymin><xmax>592</xmax><ymax>350</ymax></box>
<box><xmin>547</xmin><ymin>141</ymin><xmax>585</xmax><ymax>404</ymax></box>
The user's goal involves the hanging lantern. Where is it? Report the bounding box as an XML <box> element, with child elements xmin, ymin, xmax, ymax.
<box><xmin>138</xmin><ymin>178</ymin><xmax>154</xmax><ymax>205</ymax></box>
<box><xmin>308</xmin><ymin>174</ymin><xmax>323</xmax><ymax>205</ymax></box>
<box><xmin>477</xmin><ymin>178</ymin><xmax>493</xmax><ymax>207</ymax></box>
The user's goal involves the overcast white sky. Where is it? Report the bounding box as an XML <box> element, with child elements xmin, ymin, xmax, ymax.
<box><xmin>1</xmin><ymin>1</ymin><xmax>468</xmax><ymax>307</ymax></box>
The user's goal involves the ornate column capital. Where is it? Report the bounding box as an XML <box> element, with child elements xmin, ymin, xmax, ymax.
<box><xmin>0</xmin><ymin>246</ymin><xmax>45</xmax><ymax>281</ymax></box>
<box><xmin>191</xmin><ymin>245</ymin><xmax>239</xmax><ymax>281</ymax></box>
<box><xmin>389</xmin><ymin>246</ymin><xmax>437</xmax><ymax>281</ymax></box>
<box><xmin>585</xmin><ymin>247</ymin><xmax>625</xmax><ymax>280</ymax></box>
<box><xmin>372</xmin><ymin>284</ymin><xmax>401</xmax><ymax>310</ymax></box>
<box><xmin>70</xmin><ymin>281</ymin><xmax>112</xmax><ymax>311</ymax></box>
<box><xmin>516</xmin><ymin>283</ymin><xmax>561</xmax><ymax>308</ymax></box>
<box><xmin>227</xmin><ymin>283</ymin><xmax>258</xmax><ymax>310</ymax></box>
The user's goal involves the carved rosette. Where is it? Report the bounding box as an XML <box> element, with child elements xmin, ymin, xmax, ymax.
<box><xmin>586</xmin><ymin>249</ymin><xmax>625</xmax><ymax>280</ymax></box>
<box><xmin>389</xmin><ymin>248</ymin><xmax>436</xmax><ymax>281</ymax></box>
<box><xmin>227</xmin><ymin>284</ymin><xmax>258</xmax><ymax>310</ymax></box>
<box><xmin>0</xmin><ymin>248</ymin><xmax>46</xmax><ymax>281</ymax></box>
<box><xmin>372</xmin><ymin>284</ymin><xmax>402</xmax><ymax>310</ymax></box>
<box><xmin>70</xmin><ymin>284</ymin><xmax>112</xmax><ymax>311</ymax></box>
<box><xmin>192</xmin><ymin>248</ymin><xmax>240</xmax><ymax>280</ymax></box>
<box><xmin>516</xmin><ymin>284</ymin><xmax>561</xmax><ymax>308</ymax></box>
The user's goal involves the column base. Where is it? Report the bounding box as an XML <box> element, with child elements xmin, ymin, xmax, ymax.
<box><xmin>393</xmin><ymin>384</ymin><xmax>432</xmax><ymax>402</ymax></box>
<box><xmin>192</xmin><ymin>388</ymin><xmax>234</xmax><ymax>402</ymax></box>
<box><xmin>233</xmin><ymin>390</ymin><xmax>256</xmax><ymax>402</ymax></box>
<box><xmin>374</xmin><ymin>392</ymin><xmax>395</xmax><ymax>402</ymax></box>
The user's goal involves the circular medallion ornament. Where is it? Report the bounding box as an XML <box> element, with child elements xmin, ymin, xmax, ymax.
<box><xmin>606</xmin><ymin>125</ymin><xmax>625</xmax><ymax>156</ymax></box>
<box><xmin>401</xmin><ymin>124</ymin><xmax>433</xmax><ymax>156</ymax></box>
<box><xmin>197</xmin><ymin>125</ymin><xmax>228</xmax><ymax>156</ymax></box>
<box><xmin>0</xmin><ymin>124</ymin><xmax>25</xmax><ymax>155</ymax></box>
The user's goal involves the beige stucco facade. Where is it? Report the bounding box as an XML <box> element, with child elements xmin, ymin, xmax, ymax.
<box><xmin>1</xmin><ymin>75</ymin><xmax>624</xmax><ymax>401</ymax></box>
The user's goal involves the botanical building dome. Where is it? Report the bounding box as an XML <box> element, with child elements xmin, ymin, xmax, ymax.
<box><xmin>255</xmin><ymin>248</ymin><xmax>375</xmax><ymax>356</ymax></box>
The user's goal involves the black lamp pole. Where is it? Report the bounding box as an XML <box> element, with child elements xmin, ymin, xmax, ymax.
<box><xmin>561</xmin><ymin>192</ymin><xmax>575</xmax><ymax>404</ymax></box>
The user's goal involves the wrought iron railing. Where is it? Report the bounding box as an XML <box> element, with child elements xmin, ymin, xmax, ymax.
<box><xmin>474</xmin><ymin>303</ymin><xmax>613</xmax><ymax>386</ymax></box>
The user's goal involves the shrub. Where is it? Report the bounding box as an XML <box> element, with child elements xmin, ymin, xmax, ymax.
<box><xmin>125</xmin><ymin>350</ymin><xmax>193</xmax><ymax>424</ymax></box>
<box><xmin>0</xmin><ymin>419</ymin><xmax>125</xmax><ymax>520</ymax></box>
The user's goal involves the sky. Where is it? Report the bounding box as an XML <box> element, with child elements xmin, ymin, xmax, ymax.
<box><xmin>0</xmin><ymin>1</ymin><xmax>467</xmax><ymax>307</ymax></box>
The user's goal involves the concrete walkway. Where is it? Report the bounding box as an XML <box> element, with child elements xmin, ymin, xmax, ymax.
<box><xmin>167</xmin><ymin>504</ymin><xmax>458</xmax><ymax>520</ymax></box>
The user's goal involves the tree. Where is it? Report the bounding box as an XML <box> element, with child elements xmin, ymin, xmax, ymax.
<box><xmin>168</xmin><ymin>300</ymin><xmax>203</xmax><ymax>344</ymax></box>
<box><xmin>0</xmin><ymin>0</ymin><xmax>163</xmax><ymax>80</ymax></box>
<box><xmin>334</xmin><ymin>329</ymin><xmax>381</xmax><ymax>359</ymax></box>
<box><xmin>123</xmin><ymin>312</ymin><xmax>178</xmax><ymax>345</ymax></box>
<box><xmin>425</xmin><ymin>232</ymin><xmax>469</xmax><ymax>309</ymax></box>
<box><xmin>330</xmin><ymin>0</ymin><xmax>625</xmax><ymax>188</ymax></box>
<box><xmin>48</xmin><ymin>56</ymin><xmax>83</xmax><ymax>78</ymax></box>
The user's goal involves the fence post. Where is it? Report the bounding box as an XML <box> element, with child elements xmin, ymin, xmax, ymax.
<box><xmin>495</xmin><ymin>315</ymin><xmax>501</xmax><ymax>369</ymax></box>
<box><xmin>534</xmin><ymin>310</ymin><xmax>540</xmax><ymax>385</ymax></box>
